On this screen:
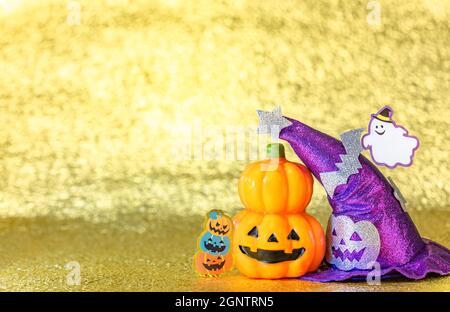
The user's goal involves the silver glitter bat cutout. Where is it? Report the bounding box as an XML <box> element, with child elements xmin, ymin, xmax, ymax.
<box><xmin>320</xmin><ymin>128</ymin><xmax>364</xmax><ymax>198</ymax></box>
<box><xmin>388</xmin><ymin>176</ymin><xmax>408</xmax><ymax>211</ymax></box>
<box><xmin>257</xmin><ymin>106</ymin><xmax>292</xmax><ymax>141</ymax></box>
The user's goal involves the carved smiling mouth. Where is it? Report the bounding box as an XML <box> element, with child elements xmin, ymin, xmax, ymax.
<box><xmin>209</xmin><ymin>223</ymin><xmax>229</xmax><ymax>235</ymax></box>
<box><xmin>375</xmin><ymin>130</ymin><xmax>385</xmax><ymax>135</ymax></box>
<box><xmin>239</xmin><ymin>246</ymin><xmax>305</xmax><ymax>264</ymax></box>
<box><xmin>202</xmin><ymin>261</ymin><xmax>225</xmax><ymax>271</ymax></box>
<box><xmin>332</xmin><ymin>246</ymin><xmax>366</xmax><ymax>262</ymax></box>
<box><xmin>204</xmin><ymin>242</ymin><xmax>226</xmax><ymax>253</ymax></box>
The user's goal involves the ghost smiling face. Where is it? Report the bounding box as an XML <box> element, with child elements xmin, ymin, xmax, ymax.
<box><xmin>326</xmin><ymin>215</ymin><xmax>381</xmax><ymax>271</ymax></box>
<box><xmin>362</xmin><ymin>107</ymin><xmax>419</xmax><ymax>168</ymax></box>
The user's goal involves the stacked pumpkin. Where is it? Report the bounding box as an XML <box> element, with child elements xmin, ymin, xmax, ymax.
<box><xmin>194</xmin><ymin>211</ymin><xmax>234</xmax><ymax>276</ymax></box>
<box><xmin>233</xmin><ymin>143</ymin><xmax>325</xmax><ymax>279</ymax></box>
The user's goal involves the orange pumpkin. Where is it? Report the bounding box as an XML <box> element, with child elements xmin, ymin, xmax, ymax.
<box><xmin>206</xmin><ymin>210</ymin><xmax>233</xmax><ymax>236</ymax></box>
<box><xmin>233</xmin><ymin>143</ymin><xmax>325</xmax><ymax>279</ymax></box>
<box><xmin>238</xmin><ymin>144</ymin><xmax>313</xmax><ymax>214</ymax></box>
<box><xmin>194</xmin><ymin>252</ymin><xmax>233</xmax><ymax>275</ymax></box>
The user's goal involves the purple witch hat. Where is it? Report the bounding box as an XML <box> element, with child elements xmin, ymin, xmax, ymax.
<box><xmin>258</xmin><ymin>108</ymin><xmax>450</xmax><ymax>281</ymax></box>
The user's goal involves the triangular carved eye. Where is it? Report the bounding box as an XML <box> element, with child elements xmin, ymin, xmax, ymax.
<box><xmin>287</xmin><ymin>229</ymin><xmax>300</xmax><ymax>241</ymax></box>
<box><xmin>268</xmin><ymin>233</ymin><xmax>278</xmax><ymax>243</ymax></box>
<box><xmin>332</xmin><ymin>229</ymin><xmax>337</xmax><ymax>236</ymax></box>
<box><xmin>247</xmin><ymin>226</ymin><xmax>258</xmax><ymax>237</ymax></box>
<box><xmin>350</xmin><ymin>231</ymin><xmax>362</xmax><ymax>241</ymax></box>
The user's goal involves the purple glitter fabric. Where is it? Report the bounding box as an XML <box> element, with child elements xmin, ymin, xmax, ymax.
<box><xmin>279</xmin><ymin>117</ymin><xmax>450</xmax><ymax>282</ymax></box>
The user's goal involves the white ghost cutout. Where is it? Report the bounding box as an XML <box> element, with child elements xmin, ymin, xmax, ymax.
<box><xmin>362</xmin><ymin>107</ymin><xmax>419</xmax><ymax>168</ymax></box>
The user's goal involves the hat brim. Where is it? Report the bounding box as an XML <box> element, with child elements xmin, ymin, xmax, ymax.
<box><xmin>372</xmin><ymin>114</ymin><xmax>393</xmax><ymax>123</ymax></box>
<box><xmin>300</xmin><ymin>239</ymin><xmax>450</xmax><ymax>282</ymax></box>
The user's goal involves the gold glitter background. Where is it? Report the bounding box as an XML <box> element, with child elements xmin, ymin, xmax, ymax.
<box><xmin>0</xmin><ymin>0</ymin><xmax>449</xmax><ymax>291</ymax></box>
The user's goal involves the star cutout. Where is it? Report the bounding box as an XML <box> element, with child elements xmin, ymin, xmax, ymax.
<box><xmin>257</xmin><ymin>106</ymin><xmax>292</xmax><ymax>140</ymax></box>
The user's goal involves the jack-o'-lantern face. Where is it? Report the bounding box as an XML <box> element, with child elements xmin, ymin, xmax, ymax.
<box><xmin>233</xmin><ymin>210</ymin><xmax>325</xmax><ymax>279</ymax></box>
<box><xmin>326</xmin><ymin>215</ymin><xmax>381</xmax><ymax>271</ymax></box>
<box><xmin>194</xmin><ymin>252</ymin><xmax>233</xmax><ymax>275</ymax></box>
<box><xmin>203</xmin><ymin>254</ymin><xmax>226</xmax><ymax>271</ymax></box>
<box><xmin>206</xmin><ymin>211</ymin><xmax>232</xmax><ymax>236</ymax></box>
<box><xmin>233</xmin><ymin>146</ymin><xmax>325</xmax><ymax>279</ymax></box>
<box><xmin>199</xmin><ymin>233</ymin><xmax>230</xmax><ymax>255</ymax></box>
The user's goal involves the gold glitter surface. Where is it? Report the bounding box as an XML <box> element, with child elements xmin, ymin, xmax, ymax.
<box><xmin>0</xmin><ymin>0</ymin><xmax>449</xmax><ymax>291</ymax></box>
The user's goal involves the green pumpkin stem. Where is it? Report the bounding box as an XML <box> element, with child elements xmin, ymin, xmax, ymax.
<box><xmin>266</xmin><ymin>143</ymin><xmax>286</xmax><ymax>159</ymax></box>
